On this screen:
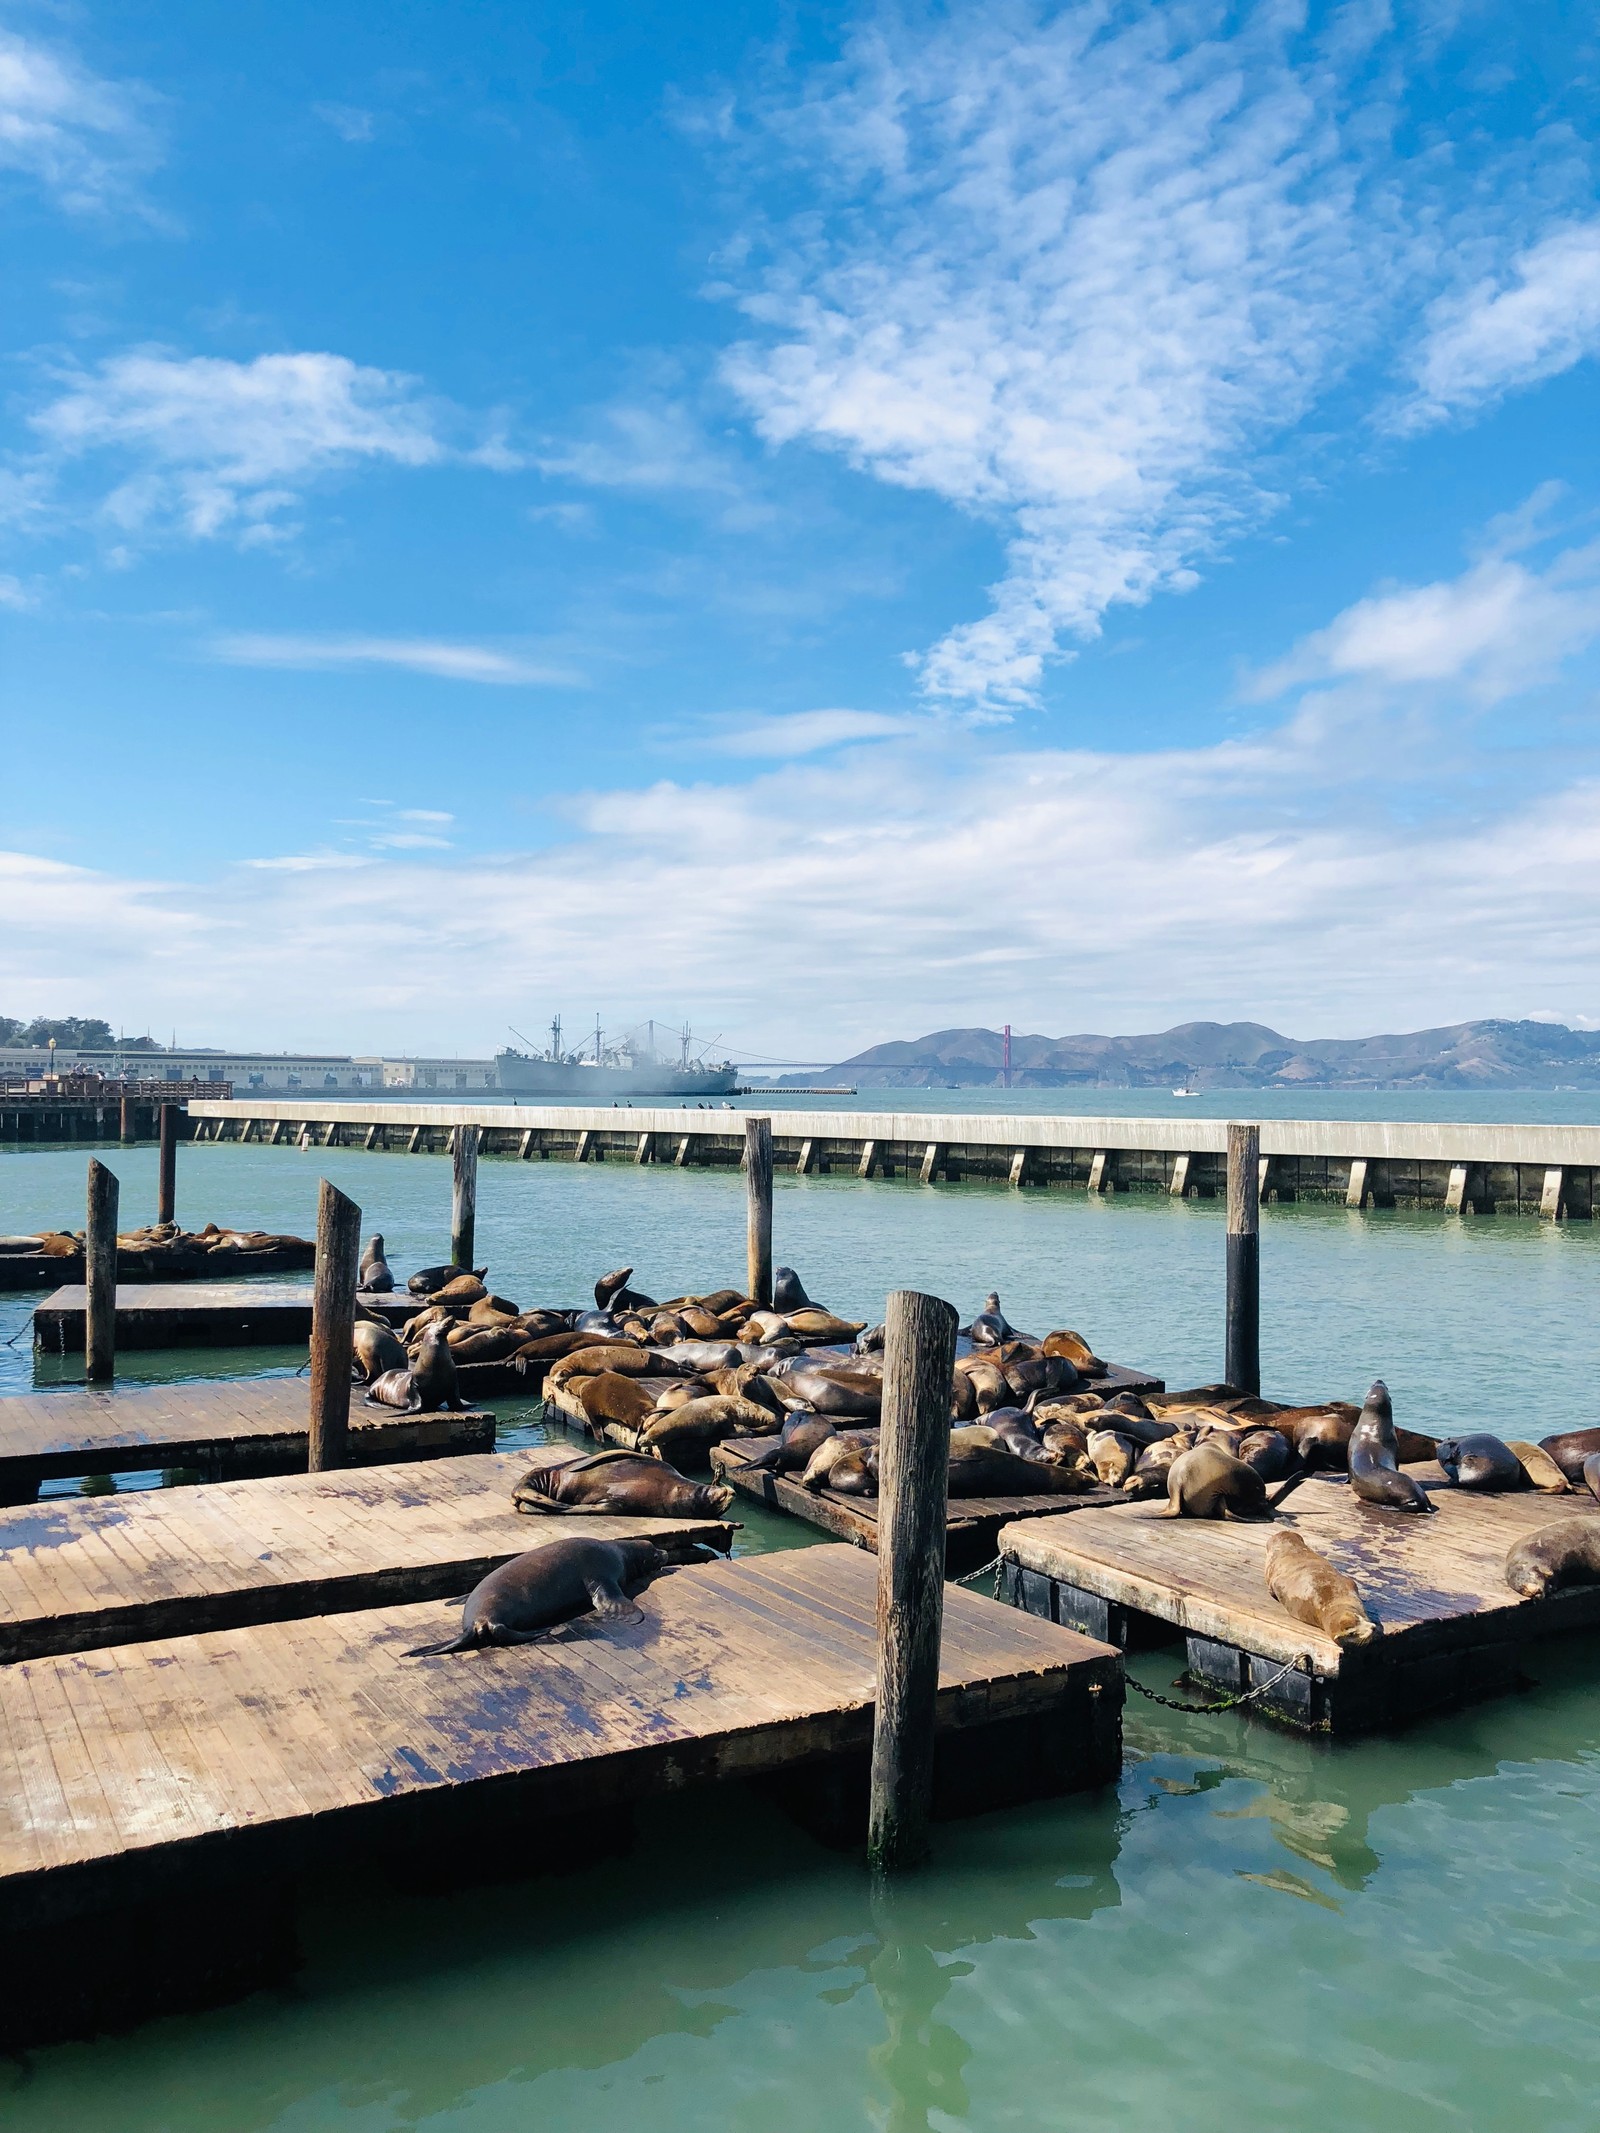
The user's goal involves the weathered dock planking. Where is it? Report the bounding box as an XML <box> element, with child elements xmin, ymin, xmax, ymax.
<box><xmin>0</xmin><ymin>1546</ymin><xmax>1121</xmax><ymax>2047</ymax></box>
<box><xmin>1000</xmin><ymin>1466</ymin><xmax>1600</xmax><ymax>1733</ymax></box>
<box><xmin>0</xmin><ymin>1448</ymin><xmax>730</xmax><ymax>1662</ymax></box>
<box><xmin>0</xmin><ymin>1376</ymin><xmax>492</xmax><ymax>1503</ymax></box>
<box><xmin>712</xmin><ymin>1433</ymin><xmax>1128</xmax><ymax>1576</ymax></box>
<box><xmin>33</xmin><ymin>1280</ymin><xmax>414</xmax><ymax>1352</ymax></box>
<box><xmin>0</xmin><ymin>1241</ymin><xmax>316</xmax><ymax>1292</ymax></box>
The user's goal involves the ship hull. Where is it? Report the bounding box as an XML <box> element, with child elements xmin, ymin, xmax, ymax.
<box><xmin>494</xmin><ymin>1054</ymin><xmax>738</xmax><ymax>1098</ymax></box>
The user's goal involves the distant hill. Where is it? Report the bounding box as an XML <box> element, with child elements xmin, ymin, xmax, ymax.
<box><xmin>776</xmin><ymin>1020</ymin><xmax>1600</xmax><ymax>1091</ymax></box>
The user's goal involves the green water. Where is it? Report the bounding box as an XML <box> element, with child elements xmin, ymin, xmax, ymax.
<box><xmin>2</xmin><ymin>1139</ymin><xmax>1599</xmax><ymax>2126</ymax></box>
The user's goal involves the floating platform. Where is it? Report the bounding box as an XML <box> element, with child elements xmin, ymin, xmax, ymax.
<box><xmin>0</xmin><ymin>1376</ymin><xmax>492</xmax><ymax>1503</ymax></box>
<box><xmin>0</xmin><ymin>1447</ymin><xmax>730</xmax><ymax>1663</ymax></box>
<box><xmin>0</xmin><ymin>1546</ymin><xmax>1121</xmax><ymax>2048</ymax></box>
<box><xmin>713</xmin><ymin>1432</ymin><xmax>1127</xmax><ymax>1576</ymax></box>
<box><xmin>33</xmin><ymin>1282</ymin><xmax>415</xmax><ymax>1352</ymax></box>
<box><xmin>999</xmin><ymin>1466</ymin><xmax>1600</xmax><ymax>1733</ymax></box>
<box><xmin>0</xmin><ymin>1242</ymin><xmax>316</xmax><ymax>1292</ymax></box>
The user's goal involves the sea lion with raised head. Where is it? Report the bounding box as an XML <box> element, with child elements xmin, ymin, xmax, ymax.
<box><xmin>1504</xmin><ymin>1520</ymin><xmax>1600</xmax><ymax>1598</ymax></box>
<box><xmin>513</xmin><ymin>1450</ymin><xmax>734</xmax><ymax>1519</ymax></box>
<box><xmin>1436</xmin><ymin>1433</ymin><xmax>1525</xmax><ymax>1491</ymax></box>
<box><xmin>1264</xmin><ymin>1531</ymin><xmax>1378</xmax><ymax>1647</ymax></box>
<box><xmin>1160</xmin><ymin>1441</ymin><xmax>1273</xmax><ymax>1521</ymax></box>
<box><xmin>1348</xmin><ymin>1381</ymin><xmax>1435</xmax><ymax>1512</ymax></box>
<box><xmin>351</xmin><ymin>1319</ymin><xmax>407</xmax><ymax>1382</ymax></box>
<box><xmin>772</xmin><ymin>1266</ymin><xmax>813</xmax><ymax>1313</ymax></box>
<box><xmin>966</xmin><ymin>1293</ymin><xmax>1018</xmax><ymax>1347</ymax></box>
<box><xmin>407</xmin><ymin>1535</ymin><xmax>668</xmax><ymax>1653</ymax></box>
<box><xmin>365</xmin><ymin>1322</ymin><xmax>469</xmax><ymax>1413</ymax></box>
<box><xmin>359</xmin><ymin>1235</ymin><xmax>395</xmax><ymax>1293</ymax></box>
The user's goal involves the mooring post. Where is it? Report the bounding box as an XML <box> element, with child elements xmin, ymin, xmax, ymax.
<box><xmin>118</xmin><ymin>1096</ymin><xmax>135</xmax><ymax>1147</ymax></box>
<box><xmin>1226</xmin><ymin>1121</ymin><xmax>1261</xmax><ymax>1395</ymax></box>
<box><xmin>308</xmin><ymin>1179</ymin><xmax>362</xmax><ymax>1471</ymax></box>
<box><xmin>85</xmin><ymin>1158</ymin><xmax>120</xmax><ymax>1383</ymax></box>
<box><xmin>745</xmin><ymin>1114</ymin><xmax>773</xmax><ymax>1307</ymax></box>
<box><xmin>157</xmin><ymin>1102</ymin><xmax>178</xmax><ymax>1227</ymax></box>
<box><xmin>452</xmin><ymin>1123</ymin><xmax>480</xmax><ymax>1270</ymax></box>
<box><xmin>868</xmin><ymin>1287</ymin><xmax>959</xmax><ymax>1874</ymax></box>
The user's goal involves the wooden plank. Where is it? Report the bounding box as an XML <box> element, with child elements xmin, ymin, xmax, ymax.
<box><xmin>0</xmin><ymin>1449</ymin><xmax>732</xmax><ymax>1660</ymax></box>
<box><xmin>0</xmin><ymin>1547</ymin><xmax>1120</xmax><ymax>1951</ymax></box>
<box><xmin>0</xmin><ymin>1376</ymin><xmax>492</xmax><ymax>1496</ymax></box>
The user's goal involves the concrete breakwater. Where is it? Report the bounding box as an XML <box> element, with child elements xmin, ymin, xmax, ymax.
<box><xmin>189</xmin><ymin>1101</ymin><xmax>1596</xmax><ymax>1220</ymax></box>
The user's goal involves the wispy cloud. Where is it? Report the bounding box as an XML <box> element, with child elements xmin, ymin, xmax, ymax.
<box><xmin>313</xmin><ymin>102</ymin><xmax>376</xmax><ymax>144</ymax></box>
<box><xmin>209</xmin><ymin>632</ymin><xmax>579</xmax><ymax>685</ymax></box>
<box><xmin>1398</xmin><ymin>220</ymin><xmax>1600</xmax><ymax>433</ymax></box>
<box><xmin>0</xmin><ymin>26</ymin><xmax>160</xmax><ymax>215</ymax></box>
<box><xmin>718</xmin><ymin>708</ymin><xmax>919</xmax><ymax>756</ymax></box>
<box><xmin>538</xmin><ymin>398</ymin><xmax>743</xmax><ymax>496</ymax></box>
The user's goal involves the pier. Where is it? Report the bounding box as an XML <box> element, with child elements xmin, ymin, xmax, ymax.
<box><xmin>999</xmin><ymin>1466</ymin><xmax>1600</xmax><ymax>1733</ymax></box>
<box><xmin>33</xmin><ymin>1280</ymin><xmax>413</xmax><ymax>1353</ymax></box>
<box><xmin>190</xmin><ymin>1099</ymin><xmax>1600</xmax><ymax>1219</ymax></box>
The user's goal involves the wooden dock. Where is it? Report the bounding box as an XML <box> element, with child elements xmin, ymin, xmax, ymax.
<box><xmin>0</xmin><ymin>1448</ymin><xmax>730</xmax><ymax>1662</ymax></box>
<box><xmin>0</xmin><ymin>1546</ymin><xmax>1120</xmax><ymax>2047</ymax></box>
<box><xmin>713</xmin><ymin>1432</ymin><xmax>1127</xmax><ymax>1576</ymax></box>
<box><xmin>1000</xmin><ymin>1466</ymin><xmax>1600</xmax><ymax>1732</ymax></box>
<box><xmin>0</xmin><ymin>1377</ymin><xmax>492</xmax><ymax>1503</ymax></box>
<box><xmin>0</xmin><ymin>1242</ymin><xmax>315</xmax><ymax>1292</ymax></box>
<box><xmin>33</xmin><ymin>1281</ymin><xmax>413</xmax><ymax>1352</ymax></box>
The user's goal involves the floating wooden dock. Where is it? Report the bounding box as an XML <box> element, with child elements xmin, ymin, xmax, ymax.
<box><xmin>0</xmin><ymin>1241</ymin><xmax>314</xmax><ymax>1292</ymax></box>
<box><xmin>0</xmin><ymin>1546</ymin><xmax>1120</xmax><ymax>2047</ymax></box>
<box><xmin>0</xmin><ymin>1376</ymin><xmax>492</xmax><ymax>1503</ymax></box>
<box><xmin>0</xmin><ymin>1448</ymin><xmax>730</xmax><ymax>1662</ymax></box>
<box><xmin>713</xmin><ymin>1432</ymin><xmax>1128</xmax><ymax>1576</ymax></box>
<box><xmin>33</xmin><ymin>1281</ymin><xmax>413</xmax><ymax>1352</ymax></box>
<box><xmin>1000</xmin><ymin>1467</ymin><xmax>1600</xmax><ymax>1733</ymax></box>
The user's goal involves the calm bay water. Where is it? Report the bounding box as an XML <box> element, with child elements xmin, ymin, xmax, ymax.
<box><xmin>2</xmin><ymin>1118</ymin><xmax>1599</xmax><ymax>2128</ymax></box>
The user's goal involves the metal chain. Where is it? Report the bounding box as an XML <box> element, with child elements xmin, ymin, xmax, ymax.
<box><xmin>961</xmin><ymin>1555</ymin><xmax>1305</xmax><ymax>1716</ymax></box>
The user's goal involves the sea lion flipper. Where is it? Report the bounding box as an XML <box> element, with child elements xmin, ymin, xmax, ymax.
<box><xmin>585</xmin><ymin>1577</ymin><xmax>646</xmax><ymax>1624</ymax></box>
<box><xmin>404</xmin><ymin>1631</ymin><xmax>477</xmax><ymax>1657</ymax></box>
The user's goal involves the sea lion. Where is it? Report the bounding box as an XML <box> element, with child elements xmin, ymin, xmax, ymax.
<box><xmin>782</xmin><ymin>1308</ymin><xmax>867</xmax><ymax>1344</ymax></box>
<box><xmin>1264</xmin><ymin>1531</ymin><xmax>1378</xmax><ymax>1647</ymax></box>
<box><xmin>800</xmin><ymin>1431</ymin><xmax>878</xmax><ymax>1492</ymax></box>
<box><xmin>365</xmin><ymin>1324</ymin><xmax>468</xmax><ymax>1413</ymax></box>
<box><xmin>1005</xmin><ymin>1354</ymin><xmax>1081</xmax><ymax>1399</ymax></box>
<box><xmin>772</xmin><ymin>1266</ymin><xmax>814</xmax><ymax>1313</ymax></box>
<box><xmin>447</xmin><ymin>1327</ymin><xmax>528</xmax><ymax>1364</ymax></box>
<box><xmin>1039</xmin><ymin>1419</ymin><xmax>1092</xmax><ymax>1463</ymax></box>
<box><xmin>1086</xmin><ymin>1430</ymin><xmax>1137</xmax><ymax>1486</ymax></box>
<box><xmin>351</xmin><ymin>1320</ymin><xmax>407</xmax><ymax>1382</ymax></box>
<box><xmin>639</xmin><ymin>1395</ymin><xmax>774</xmax><ymax>1452</ymax></box>
<box><xmin>708</xmin><ymin>1363</ymin><xmax>786</xmax><ymax>1418</ymax></box>
<box><xmin>574</xmin><ymin>1372</ymin><xmax>659</xmax><ymax>1431</ymax></box>
<box><xmin>743</xmin><ymin>1414</ymin><xmax>837</xmax><ymax>1474</ymax></box>
<box><xmin>656</xmin><ymin>1340</ymin><xmax>743</xmax><ymax>1375</ymax></box>
<box><xmin>854</xmin><ymin>1322</ymin><xmax>886</xmax><ymax>1354</ymax></box>
<box><xmin>513</xmin><ymin>1450</ymin><xmax>734</xmax><ymax>1519</ymax></box>
<box><xmin>1160</xmin><ymin>1441</ymin><xmax>1272</xmax><ymax>1521</ymax></box>
<box><xmin>1504</xmin><ymin>1440</ymin><xmax>1571</xmax><ymax>1493</ymax></box>
<box><xmin>967</xmin><ymin>1293</ymin><xmax>1018</xmax><ymax>1347</ymax></box>
<box><xmin>776</xmin><ymin>1368</ymin><xmax>881</xmax><ymax>1418</ymax></box>
<box><xmin>1504</xmin><ymin>1520</ymin><xmax>1600</xmax><ymax>1598</ymax></box>
<box><xmin>545</xmin><ymin>1344</ymin><xmax>656</xmax><ymax>1387</ymax></box>
<box><xmin>1536</xmin><ymin>1428</ymin><xmax>1600</xmax><ymax>1485</ymax></box>
<box><xmin>358</xmin><ymin>1234</ymin><xmax>395</xmax><ymax>1292</ymax></box>
<box><xmin>407</xmin><ymin>1263</ymin><xmax>485</xmax><ymax>1296</ymax></box>
<box><xmin>1584</xmin><ymin>1454</ymin><xmax>1600</xmax><ymax>1506</ymax></box>
<box><xmin>574</xmin><ymin>1306</ymin><xmax>628</xmax><ymax>1337</ymax></box>
<box><xmin>1041</xmin><ymin>1329</ymin><xmax>1105</xmax><ymax>1373</ymax></box>
<box><xmin>953</xmin><ymin>1358</ymin><xmax>1010</xmax><ymax>1415</ymax></box>
<box><xmin>1348</xmin><ymin>1381</ymin><xmax>1435</xmax><ymax>1512</ymax></box>
<box><xmin>823</xmin><ymin>1446</ymin><xmax>880</xmax><ymax>1495</ymax></box>
<box><xmin>406</xmin><ymin>1536</ymin><xmax>668</xmax><ymax>1653</ymax></box>
<box><xmin>468</xmin><ymin>1294</ymin><xmax>522</xmax><ymax>1322</ymax></box>
<box><xmin>946</xmin><ymin>1438</ymin><xmax>1099</xmax><ymax>1497</ymax></box>
<box><xmin>1436</xmin><ymin>1433</ymin><xmax>1525</xmax><ymax>1491</ymax></box>
<box><xmin>1235</xmin><ymin>1428</ymin><xmax>1294</xmax><ymax>1481</ymax></box>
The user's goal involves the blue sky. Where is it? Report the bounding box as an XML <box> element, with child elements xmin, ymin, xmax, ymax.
<box><xmin>3</xmin><ymin>0</ymin><xmax>1599</xmax><ymax>1057</ymax></box>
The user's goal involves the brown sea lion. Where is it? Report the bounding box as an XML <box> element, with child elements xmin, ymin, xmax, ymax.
<box><xmin>1536</xmin><ymin>1428</ymin><xmax>1600</xmax><ymax>1484</ymax></box>
<box><xmin>1584</xmin><ymin>1454</ymin><xmax>1600</xmax><ymax>1505</ymax></box>
<box><xmin>1086</xmin><ymin>1430</ymin><xmax>1137</xmax><ymax>1486</ymax></box>
<box><xmin>513</xmin><ymin>1450</ymin><xmax>734</xmax><ymax>1519</ymax></box>
<box><xmin>1160</xmin><ymin>1441</ymin><xmax>1272</xmax><ymax>1521</ymax></box>
<box><xmin>639</xmin><ymin>1394</ymin><xmax>774</xmax><ymax>1452</ymax></box>
<box><xmin>947</xmin><ymin>1439</ymin><xmax>1099</xmax><ymax>1497</ymax></box>
<box><xmin>351</xmin><ymin>1320</ymin><xmax>407</xmax><ymax>1382</ymax></box>
<box><xmin>446</xmin><ymin>1328</ymin><xmax>528</xmax><ymax>1364</ymax></box>
<box><xmin>1235</xmin><ymin>1428</ymin><xmax>1295</xmax><ymax>1481</ymax></box>
<box><xmin>708</xmin><ymin>1363</ymin><xmax>786</xmax><ymax>1418</ymax></box>
<box><xmin>407</xmin><ymin>1263</ymin><xmax>485</xmax><ymax>1296</ymax></box>
<box><xmin>545</xmin><ymin>1344</ymin><xmax>656</xmax><ymax>1387</ymax></box>
<box><xmin>801</xmin><ymin>1430</ymin><xmax>877</xmax><ymax>1492</ymax></box>
<box><xmin>365</xmin><ymin>1324</ymin><xmax>468</xmax><ymax>1413</ymax></box>
<box><xmin>1348</xmin><ymin>1381</ymin><xmax>1435</xmax><ymax>1512</ymax></box>
<box><xmin>1041</xmin><ymin>1329</ymin><xmax>1105</xmax><ymax>1372</ymax></box>
<box><xmin>1436</xmin><ymin>1434</ymin><xmax>1525</xmax><ymax>1491</ymax></box>
<box><xmin>776</xmin><ymin>1368</ymin><xmax>881</xmax><ymax>1418</ymax></box>
<box><xmin>656</xmin><ymin>1340</ymin><xmax>744</xmax><ymax>1375</ymax></box>
<box><xmin>1505</xmin><ymin>1520</ymin><xmax>1600</xmax><ymax>1598</ymax></box>
<box><xmin>467</xmin><ymin>1294</ymin><xmax>522</xmax><ymax>1322</ymax></box>
<box><xmin>743</xmin><ymin>1414</ymin><xmax>837</xmax><ymax>1474</ymax></box>
<box><xmin>575</xmin><ymin>1372</ymin><xmax>660</xmax><ymax>1431</ymax></box>
<box><xmin>1504</xmin><ymin>1440</ymin><xmax>1571</xmax><ymax>1493</ymax></box>
<box><xmin>512</xmin><ymin>1330</ymin><xmax>614</xmax><ymax>1362</ymax></box>
<box><xmin>358</xmin><ymin>1234</ymin><xmax>395</xmax><ymax>1292</ymax></box>
<box><xmin>1264</xmin><ymin>1531</ymin><xmax>1377</xmax><ymax>1646</ymax></box>
<box><xmin>406</xmin><ymin>1536</ymin><xmax>668</xmax><ymax>1653</ymax></box>
<box><xmin>1125</xmin><ymin>1432</ymin><xmax>1195</xmax><ymax>1496</ymax></box>
<box><xmin>824</xmin><ymin>1447</ymin><xmax>880</xmax><ymax>1495</ymax></box>
<box><xmin>1039</xmin><ymin>1419</ymin><xmax>1090</xmax><ymax>1462</ymax></box>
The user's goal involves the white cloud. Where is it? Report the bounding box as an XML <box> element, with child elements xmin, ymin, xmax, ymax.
<box><xmin>720</xmin><ymin>4</ymin><xmax>1401</xmax><ymax>710</ymax></box>
<box><xmin>209</xmin><ymin>632</ymin><xmax>579</xmax><ymax>685</ymax></box>
<box><xmin>1249</xmin><ymin>540</ymin><xmax>1600</xmax><ymax>704</ymax></box>
<box><xmin>29</xmin><ymin>351</ymin><xmax>449</xmax><ymax>543</ymax></box>
<box><xmin>0</xmin><ymin>26</ymin><xmax>158</xmax><ymax>214</ymax></box>
<box><xmin>0</xmin><ymin>573</ymin><xmax>37</xmax><ymax>610</ymax></box>
<box><xmin>718</xmin><ymin>708</ymin><xmax>919</xmax><ymax>756</ymax></box>
<box><xmin>313</xmin><ymin>102</ymin><xmax>376</xmax><ymax>144</ymax></box>
<box><xmin>537</xmin><ymin>399</ymin><xmax>745</xmax><ymax>497</ymax></box>
<box><xmin>1401</xmin><ymin>220</ymin><xmax>1600</xmax><ymax>430</ymax></box>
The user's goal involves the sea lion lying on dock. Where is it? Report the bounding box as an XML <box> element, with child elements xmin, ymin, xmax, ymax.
<box><xmin>1348</xmin><ymin>1381</ymin><xmax>1435</xmax><ymax>1512</ymax></box>
<box><xmin>743</xmin><ymin>1415</ymin><xmax>838</xmax><ymax>1474</ymax></box>
<box><xmin>407</xmin><ymin>1263</ymin><xmax>486</xmax><ymax>1296</ymax></box>
<box><xmin>1087</xmin><ymin>1430</ymin><xmax>1137</xmax><ymax>1486</ymax></box>
<box><xmin>365</xmin><ymin>1324</ymin><xmax>469</xmax><ymax>1413</ymax></box>
<box><xmin>946</xmin><ymin>1434</ymin><xmax>1099</xmax><ymax>1497</ymax></box>
<box><xmin>638</xmin><ymin>1394</ymin><xmax>774</xmax><ymax>1452</ymax></box>
<box><xmin>1159</xmin><ymin>1442</ymin><xmax>1272</xmax><ymax>1520</ymax></box>
<box><xmin>1504</xmin><ymin>1441</ymin><xmax>1570</xmax><ymax>1493</ymax></box>
<box><xmin>1536</xmin><ymin>1428</ymin><xmax>1600</xmax><ymax>1485</ymax></box>
<box><xmin>1436</xmin><ymin>1433</ymin><xmax>1525</xmax><ymax>1491</ymax></box>
<box><xmin>1264</xmin><ymin>1531</ymin><xmax>1377</xmax><ymax>1647</ymax></box>
<box><xmin>406</xmin><ymin>1536</ymin><xmax>668</xmax><ymax>1653</ymax></box>
<box><xmin>574</xmin><ymin>1372</ymin><xmax>660</xmax><ymax>1431</ymax></box>
<box><xmin>1041</xmin><ymin>1330</ymin><xmax>1105</xmax><ymax>1373</ymax></box>
<box><xmin>801</xmin><ymin>1431</ymin><xmax>878</xmax><ymax>1492</ymax></box>
<box><xmin>513</xmin><ymin>1450</ymin><xmax>733</xmax><ymax>1519</ymax></box>
<box><xmin>351</xmin><ymin>1320</ymin><xmax>407</xmax><ymax>1382</ymax></box>
<box><xmin>1504</xmin><ymin>1521</ymin><xmax>1600</xmax><ymax>1598</ymax></box>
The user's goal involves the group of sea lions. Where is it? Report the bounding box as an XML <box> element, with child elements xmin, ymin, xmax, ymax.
<box><xmin>5</xmin><ymin>1221</ymin><xmax>311</xmax><ymax>1261</ymax></box>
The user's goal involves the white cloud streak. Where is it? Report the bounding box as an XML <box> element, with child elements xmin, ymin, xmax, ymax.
<box><xmin>209</xmin><ymin>633</ymin><xmax>580</xmax><ymax>685</ymax></box>
<box><xmin>718</xmin><ymin>708</ymin><xmax>919</xmax><ymax>756</ymax></box>
<box><xmin>0</xmin><ymin>26</ymin><xmax>158</xmax><ymax>214</ymax></box>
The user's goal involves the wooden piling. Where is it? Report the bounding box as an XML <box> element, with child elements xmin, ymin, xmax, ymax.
<box><xmin>452</xmin><ymin>1124</ymin><xmax>480</xmax><ymax>1270</ymax></box>
<box><xmin>308</xmin><ymin>1180</ymin><xmax>362</xmax><ymax>1472</ymax></box>
<box><xmin>84</xmin><ymin>1160</ymin><xmax>119</xmax><ymax>1384</ymax></box>
<box><xmin>118</xmin><ymin>1098</ymin><xmax>135</xmax><ymax>1147</ymax></box>
<box><xmin>745</xmin><ymin>1114</ymin><xmax>773</xmax><ymax>1309</ymax></box>
<box><xmin>157</xmin><ymin>1103</ymin><xmax>178</xmax><ymax>1226</ymax></box>
<box><xmin>868</xmin><ymin>1287</ymin><xmax>959</xmax><ymax>1873</ymax></box>
<box><xmin>1225</xmin><ymin>1121</ymin><xmax>1260</xmax><ymax>1396</ymax></box>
